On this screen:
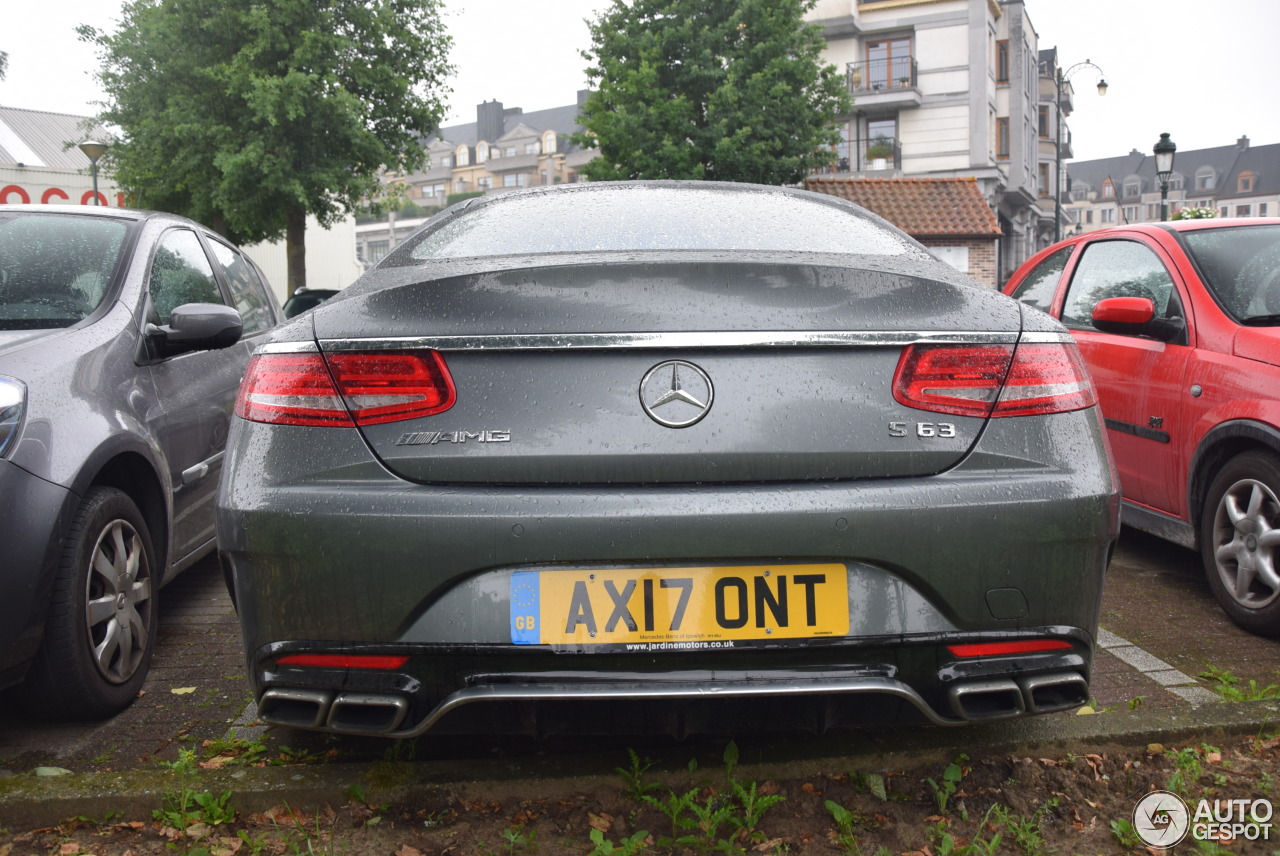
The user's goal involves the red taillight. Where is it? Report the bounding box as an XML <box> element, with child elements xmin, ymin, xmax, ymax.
<box><xmin>236</xmin><ymin>351</ymin><xmax>456</xmax><ymax>427</ymax></box>
<box><xmin>892</xmin><ymin>341</ymin><xmax>1096</xmax><ymax>418</ymax></box>
<box><xmin>947</xmin><ymin>639</ymin><xmax>1073</xmax><ymax>658</ymax></box>
<box><xmin>275</xmin><ymin>654</ymin><xmax>409</xmax><ymax>670</ymax></box>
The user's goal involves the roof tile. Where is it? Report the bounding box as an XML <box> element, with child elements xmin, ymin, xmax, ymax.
<box><xmin>805</xmin><ymin>176</ymin><xmax>1001</xmax><ymax>238</ymax></box>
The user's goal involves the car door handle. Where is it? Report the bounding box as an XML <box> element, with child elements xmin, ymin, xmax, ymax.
<box><xmin>181</xmin><ymin>451</ymin><xmax>225</xmax><ymax>486</ymax></box>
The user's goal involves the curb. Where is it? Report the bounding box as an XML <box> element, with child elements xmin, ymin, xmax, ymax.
<box><xmin>3</xmin><ymin>699</ymin><xmax>1278</xmax><ymax>830</ymax></box>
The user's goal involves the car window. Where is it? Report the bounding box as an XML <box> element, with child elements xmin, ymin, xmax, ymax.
<box><xmin>1010</xmin><ymin>246</ymin><xmax>1073</xmax><ymax>313</ymax></box>
<box><xmin>1181</xmin><ymin>224</ymin><xmax>1280</xmax><ymax>323</ymax></box>
<box><xmin>207</xmin><ymin>240</ymin><xmax>276</xmax><ymax>335</ymax></box>
<box><xmin>147</xmin><ymin>229</ymin><xmax>225</xmax><ymax>325</ymax></box>
<box><xmin>405</xmin><ymin>186</ymin><xmax>919</xmax><ymax>260</ymax></box>
<box><xmin>0</xmin><ymin>212</ymin><xmax>128</xmax><ymax>330</ymax></box>
<box><xmin>1061</xmin><ymin>240</ymin><xmax>1177</xmax><ymax>329</ymax></box>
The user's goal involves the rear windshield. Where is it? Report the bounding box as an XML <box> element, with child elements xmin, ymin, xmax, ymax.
<box><xmin>0</xmin><ymin>212</ymin><xmax>128</xmax><ymax>330</ymax></box>
<box><xmin>406</xmin><ymin>186</ymin><xmax>916</xmax><ymax>260</ymax></box>
<box><xmin>1181</xmin><ymin>224</ymin><xmax>1280</xmax><ymax>324</ymax></box>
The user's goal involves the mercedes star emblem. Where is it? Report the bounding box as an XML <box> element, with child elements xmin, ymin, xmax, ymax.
<box><xmin>639</xmin><ymin>360</ymin><xmax>714</xmax><ymax>428</ymax></box>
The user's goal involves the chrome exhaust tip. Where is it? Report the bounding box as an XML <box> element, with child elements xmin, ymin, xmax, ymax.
<box><xmin>326</xmin><ymin>693</ymin><xmax>409</xmax><ymax>734</ymax></box>
<box><xmin>259</xmin><ymin>688</ymin><xmax>332</xmax><ymax>729</ymax></box>
<box><xmin>947</xmin><ymin>679</ymin><xmax>1026</xmax><ymax>721</ymax></box>
<box><xmin>1020</xmin><ymin>672</ymin><xmax>1088</xmax><ymax>713</ymax></box>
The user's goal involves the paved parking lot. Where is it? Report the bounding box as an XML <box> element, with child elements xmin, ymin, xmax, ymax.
<box><xmin>3</xmin><ymin>528</ymin><xmax>1279</xmax><ymax>775</ymax></box>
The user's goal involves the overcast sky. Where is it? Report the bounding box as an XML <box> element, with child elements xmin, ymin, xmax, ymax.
<box><xmin>2</xmin><ymin>0</ymin><xmax>1278</xmax><ymax>164</ymax></box>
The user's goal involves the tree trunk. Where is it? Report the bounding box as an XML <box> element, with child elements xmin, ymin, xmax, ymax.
<box><xmin>285</xmin><ymin>206</ymin><xmax>307</xmax><ymax>297</ymax></box>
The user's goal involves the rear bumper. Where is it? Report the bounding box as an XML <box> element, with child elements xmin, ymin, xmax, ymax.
<box><xmin>218</xmin><ymin>407</ymin><xmax>1118</xmax><ymax>734</ymax></box>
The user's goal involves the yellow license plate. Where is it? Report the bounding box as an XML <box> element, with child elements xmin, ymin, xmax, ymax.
<box><xmin>509</xmin><ymin>564</ymin><xmax>848</xmax><ymax>647</ymax></box>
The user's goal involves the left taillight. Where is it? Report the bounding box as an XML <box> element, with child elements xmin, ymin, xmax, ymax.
<box><xmin>892</xmin><ymin>340</ymin><xmax>1096</xmax><ymax>419</ymax></box>
<box><xmin>235</xmin><ymin>350</ymin><xmax>456</xmax><ymax>427</ymax></box>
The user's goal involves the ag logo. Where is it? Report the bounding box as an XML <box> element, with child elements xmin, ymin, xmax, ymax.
<box><xmin>1133</xmin><ymin>791</ymin><xmax>1190</xmax><ymax>848</ymax></box>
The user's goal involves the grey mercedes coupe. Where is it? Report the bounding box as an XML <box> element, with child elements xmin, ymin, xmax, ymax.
<box><xmin>217</xmin><ymin>182</ymin><xmax>1119</xmax><ymax>737</ymax></box>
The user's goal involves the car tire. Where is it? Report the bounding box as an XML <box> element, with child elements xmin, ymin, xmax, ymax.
<box><xmin>1201</xmin><ymin>451</ymin><xmax>1280</xmax><ymax>637</ymax></box>
<box><xmin>21</xmin><ymin>487</ymin><xmax>159</xmax><ymax>718</ymax></box>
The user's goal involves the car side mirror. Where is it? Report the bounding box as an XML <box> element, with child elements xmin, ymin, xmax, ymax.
<box><xmin>147</xmin><ymin>303</ymin><xmax>243</xmax><ymax>359</ymax></box>
<box><xmin>1091</xmin><ymin>296</ymin><xmax>1185</xmax><ymax>343</ymax></box>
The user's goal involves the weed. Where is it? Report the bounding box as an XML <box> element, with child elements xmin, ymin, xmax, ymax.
<box><xmin>588</xmin><ymin>827</ymin><xmax>650</xmax><ymax>855</ymax></box>
<box><xmin>1166</xmin><ymin>744</ymin><xmax>1218</xmax><ymax>798</ymax></box>
<box><xmin>825</xmin><ymin>800</ymin><xmax>861</xmax><ymax>854</ymax></box>
<box><xmin>925</xmin><ymin>755</ymin><xmax>968</xmax><ymax>814</ymax></box>
<box><xmin>616</xmin><ymin>749</ymin><xmax>663</xmax><ymax>800</ymax></box>
<box><xmin>153</xmin><ymin>748</ymin><xmax>236</xmax><ymax>835</ymax></box>
<box><xmin>500</xmin><ymin>824</ymin><xmax>538</xmax><ymax>852</ymax></box>
<box><xmin>1199</xmin><ymin>665</ymin><xmax>1280</xmax><ymax>701</ymax></box>
<box><xmin>1262</xmin><ymin>771</ymin><xmax>1275</xmax><ymax>797</ymax></box>
<box><xmin>1109</xmin><ymin>818</ymin><xmax>1143</xmax><ymax>849</ymax></box>
<box><xmin>990</xmin><ymin>798</ymin><xmax>1057</xmax><ymax>856</ymax></box>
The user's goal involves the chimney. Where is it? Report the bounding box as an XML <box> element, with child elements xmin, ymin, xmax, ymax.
<box><xmin>476</xmin><ymin>100</ymin><xmax>504</xmax><ymax>144</ymax></box>
<box><xmin>1238</xmin><ymin>135</ymin><xmax>1251</xmax><ymax>150</ymax></box>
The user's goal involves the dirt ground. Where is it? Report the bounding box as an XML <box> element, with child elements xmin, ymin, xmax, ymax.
<box><xmin>4</xmin><ymin>730</ymin><xmax>1280</xmax><ymax>856</ymax></box>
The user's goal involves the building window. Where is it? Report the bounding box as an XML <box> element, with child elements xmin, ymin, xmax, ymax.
<box><xmin>1123</xmin><ymin>206</ymin><xmax>1138</xmax><ymax>222</ymax></box>
<box><xmin>524</xmin><ymin>142</ymin><xmax>540</xmax><ymax>155</ymax></box>
<box><xmin>1220</xmin><ymin>207</ymin><xmax>1229</xmax><ymax>217</ymax></box>
<box><xmin>1100</xmin><ymin>209</ymin><xmax>1115</xmax><ymax>223</ymax></box>
<box><xmin>996</xmin><ymin>118</ymin><xmax>1009</xmax><ymax>159</ymax></box>
<box><xmin>1237</xmin><ymin>204</ymin><xmax>1252</xmax><ymax>217</ymax></box>
<box><xmin>505</xmin><ymin>147</ymin><xmax>516</xmax><ymax>157</ymax></box>
<box><xmin>366</xmin><ymin>240</ymin><xmax>390</xmax><ymax>264</ymax></box>
<box><xmin>1238</xmin><ymin>171</ymin><xmax>1255</xmax><ymax>193</ymax></box>
<box><xmin>1038</xmin><ymin>163</ymin><xmax>1050</xmax><ymax>196</ymax></box>
<box><xmin>867</xmin><ymin>37</ymin><xmax>912</xmax><ymax>89</ymax></box>
<box><xmin>543</xmin><ymin>131</ymin><xmax>557</xmax><ymax>153</ymax></box>
<box><xmin>441</xmin><ymin>155</ymin><xmax>454</xmax><ymax>169</ymax></box>
<box><xmin>1038</xmin><ymin>105</ymin><xmax>1049</xmax><ymax>138</ymax></box>
<box><xmin>476</xmin><ymin>142</ymin><xmax>489</xmax><ymax>163</ymax></box>
<box><xmin>455</xmin><ymin>179</ymin><xmax>466</xmax><ymax>193</ymax></box>
<box><xmin>1262</xmin><ymin>203</ymin><xmax>1270</xmax><ymax>216</ymax></box>
<box><xmin>996</xmin><ymin>40</ymin><xmax>1009</xmax><ymax>83</ymax></box>
<box><xmin>1196</xmin><ymin>168</ymin><xmax>1216</xmax><ymax>190</ymax></box>
<box><xmin>456</xmin><ymin>145</ymin><xmax>469</xmax><ymax>167</ymax></box>
<box><xmin>478</xmin><ymin>176</ymin><xmax>492</xmax><ymax>190</ymax></box>
<box><xmin>503</xmin><ymin>173</ymin><xmax>528</xmax><ymax>187</ymax></box>
<box><xmin>1123</xmin><ymin>180</ymin><xmax>1140</xmax><ymax>198</ymax></box>
<box><xmin>1085</xmin><ymin>210</ymin><xmax>1094</xmax><ymax>224</ymax></box>
<box><xmin>1168</xmin><ymin>174</ymin><xmax>1183</xmax><ymax>191</ymax></box>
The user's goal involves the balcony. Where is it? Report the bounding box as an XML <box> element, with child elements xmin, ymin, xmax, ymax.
<box><xmin>810</xmin><ymin>136</ymin><xmax>902</xmax><ymax>176</ymax></box>
<box><xmin>846</xmin><ymin>59</ymin><xmax>922</xmax><ymax>110</ymax></box>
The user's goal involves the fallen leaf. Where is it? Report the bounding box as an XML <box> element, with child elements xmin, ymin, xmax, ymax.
<box><xmin>753</xmin><ymin>839</ymin><xmax>785</xmax><ymax>852</ymax></box>
<box><xmin>395</xmin><ymin>846</ymin><xmax>424</xmax><ymax>856</ymax></box>
<box><xmin>59</xmin><ymin>843</ymin><xmax>82</xmax><ymax>855</ymax></box>
<box><xmin>1076</xmin><ymin>705</ymin><xmax>1096</xmax><ymax>715</ymax></box>
<box><xmin>199</xmin><ymin>755</ymin><xmax>236</xmax><ymax>770</ymax></box>
<box><xmin>588</xmin><ymin>813</ymin><xmax>613</xmax><ymax>832</ymax></box>
<box><xmin>1206</xmin><ymin>752</ymin><xmax>1222</xmax><ymax>764</ymax></box>
<box><xmin>170</xmin><ymin>687</ymin><xmax>197</xmax><ymax>695</ymax></box>
<box><xmin>801</xmin><ymin>782</ymin><xmax>820</xmax><ymax>795</ymax></box>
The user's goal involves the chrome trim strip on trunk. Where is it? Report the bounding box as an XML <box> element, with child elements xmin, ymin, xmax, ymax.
<box><xmin>257</xmin><ymin>330</ymin><xmax>1073</xmax><ymax>356</ymax></box>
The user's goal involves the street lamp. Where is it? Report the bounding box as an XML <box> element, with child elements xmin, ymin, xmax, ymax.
<box><xmin>1153</xmin><ymin>132</ymin><xmax>1177</xmax><ymax>222</ymax></box>
<box><xmin>78</xmin><ymin>140</ymin><xmax>108</xmax><ymax>206</ymax></box>
<box><xmin>1053</xmin><ymin>59</ymin><xmax>1108</xmax><ymax>242</ymax></box>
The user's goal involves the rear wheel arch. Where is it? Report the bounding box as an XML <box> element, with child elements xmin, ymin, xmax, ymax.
<box><xmin>1188</xmin><ymin>421</ymin><xmax>1280</xmax><ymax>545</ymax></box>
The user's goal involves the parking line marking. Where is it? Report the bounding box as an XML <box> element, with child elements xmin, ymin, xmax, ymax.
<box><xmin>1099</xmin><ymin>627</ymin><xmax>1221</xmax><ymax>705</ymax></box>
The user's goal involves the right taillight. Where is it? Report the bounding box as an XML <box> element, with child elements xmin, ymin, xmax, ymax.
<box><xmin>893</xmin><ymin>340</ymin><xmax>1096</xmax><ymax>418</ymax></box>
<box><xmin>235</xmin><ymin>350</ymin><xmax>456</xmax><ymax>427</ymax></box>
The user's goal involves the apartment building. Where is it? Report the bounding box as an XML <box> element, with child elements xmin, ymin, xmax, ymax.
<box><xmin>807</xmin><ymin>0</ymin><xmax>1058</xmax><ymax>281</ymax></box>
<box><xmin>1065</xmin><ymin>135</ymin><xmax>1280</xmax><ymax>233</ymax></box>
<box><xmin>357</xmin><ymin>96</ymin><xmax>598</xmax><ymax>266</ymax></box>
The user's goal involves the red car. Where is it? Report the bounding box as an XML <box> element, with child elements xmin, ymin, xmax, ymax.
<box><xmin>1005</xmin><ymin>218</ymin><xmax>1280</xmax><ymax>636</ymax></box>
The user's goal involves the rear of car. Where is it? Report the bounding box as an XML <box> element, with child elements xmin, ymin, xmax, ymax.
<box><xmin>217</xmin><ymin>183</ymin><xmax>1118</xmax><ymax>737</ymax></box>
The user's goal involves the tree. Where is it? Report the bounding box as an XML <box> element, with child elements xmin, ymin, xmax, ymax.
<box><xmin>79</xmin><ymin>0</ymin><xmax>453</xmax><ymax>295</ymax></box>
<box><xmin>573</xmin><ymin>0</ymin><xmax>851</xmax><ymax>185</ymax></box>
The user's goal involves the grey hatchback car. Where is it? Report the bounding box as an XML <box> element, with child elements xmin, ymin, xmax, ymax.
<box><xmin>0</xmin><ymin>205</ymin><xmax>280</xmax><ymax>718</ymax></box>
<box><xmin>218</xmin><ymin>182</ymin><xmax>1118</xmax><ymax>738</ymax></box>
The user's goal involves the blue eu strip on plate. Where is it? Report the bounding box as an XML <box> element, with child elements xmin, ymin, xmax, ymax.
<box><xmin>510</xmin><ymin>571</ymin><xmax>541</xmax><ymax>645</ymax></box>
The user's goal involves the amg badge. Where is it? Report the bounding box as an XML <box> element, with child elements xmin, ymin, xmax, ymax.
<box><xmin>395</xmin><ymin>430</ymin><xmax>511</xmax><ymax>446</ymax></box>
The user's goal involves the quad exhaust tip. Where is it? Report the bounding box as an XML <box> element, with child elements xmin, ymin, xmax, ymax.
<box><xmin>259</xmin><ymin>688</ymin><xmax>409</xmax><ymax>735</ymax></box>
<box><xmin>948</xmin><ymin>672</ymin><xmax>1088</xmax><ymax>722</ymax></box>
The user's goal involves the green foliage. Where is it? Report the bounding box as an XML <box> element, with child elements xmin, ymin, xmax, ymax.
<box><xmin>925</xmin><ymin>755</ymin><xmax>968</xmax><ymax>814</ymax></box>
<box><xmin>1200</xmin><ymin>665</ymin><xmax>1280</xmax><ymax>701</ymax></box>
<box><xmin>447</xmin><ymin>191</ymin><xmax>486</xmax><ymax>206</ymax></box>
<box><xmin>589</xmin><ymin>826</ymin><xmax>651</xmax><ymax>855</ymax></box>
<box><xmin>1109</xmin><ymin>817</ymin><xmax>1143</xmax><ymax>849</ymax></box>
<box><xmin>616</xmin><ymin>748</ymin><xmax>664</xmax><ymax>800</ymax></box>
<box><xmin>78</xmin><ymin>0</ymin><xmax>453</xmax><ymax>292</ymax></box>
<box><xmin>574</xmin><ymin>0</ymin><xmax>851</xmax><ymax>184</ymax></box>
<box><xmin>154</xmin><ymin>750</ymin><xmax>237</xmax><ymax>832</ymax></box>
